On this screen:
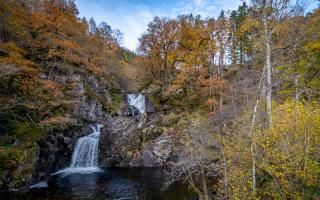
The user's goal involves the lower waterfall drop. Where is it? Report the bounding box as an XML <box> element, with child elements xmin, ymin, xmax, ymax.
<box><xmin>52</xmin><ymin>124</ymin><xmax>103</xmax><ymax>175</ymax></box>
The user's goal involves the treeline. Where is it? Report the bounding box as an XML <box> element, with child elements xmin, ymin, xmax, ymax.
<box><xmin>137</xmin><ymin>1</ymin><xmax>319</xmax><ymax>111</ymax></box>
<box><xmin>136</xmin><ymin>1</ymin><xmax>320</xmax><ymax>199</ymax></box>
<box><xmin>0</xmin><ymin>0</ymin><xmax>135</xmax><ymax>131</ymax></box>
<box><xmin>0</xmin><ymin>0</ymin><xmax>135</xmax><ymax>76</ymax></box>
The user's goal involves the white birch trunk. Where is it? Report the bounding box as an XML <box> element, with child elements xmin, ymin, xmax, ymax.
<box><xmin>250</xmin><ymin>65</ymin><xmax>266</xmax><ymax>193</ymax></box>
<box><xmin>263</xmin><ymin>2</ymin><xmax>272</xmax><ymax>125</ymax></box>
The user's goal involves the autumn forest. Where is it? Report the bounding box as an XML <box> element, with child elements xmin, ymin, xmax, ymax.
<box><xmin>0</xmin><ymin>0</ymin><xmax>319</xmax><ymax>199</ymax></box>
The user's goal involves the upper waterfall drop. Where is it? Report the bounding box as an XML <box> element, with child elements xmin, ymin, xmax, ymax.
<box><xmin>52</xmin><ymin>124</ymin><xmax>103</xmax><ymax>175</ymax></box>
<box><xmin>127</xmin><ymin>94</ymin><xmax>146</xmax><ymax>114</ymax></box>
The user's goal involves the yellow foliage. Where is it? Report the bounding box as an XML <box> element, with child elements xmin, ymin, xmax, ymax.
<box><xmin>221</xmin><ymin>100</ymin><xmax>320</xmax><ymax>199</ymax></box>
<box><xmin>256</xmin><ymin>100</ymin><xmax>320</xmax><ymax>199</ymax></box>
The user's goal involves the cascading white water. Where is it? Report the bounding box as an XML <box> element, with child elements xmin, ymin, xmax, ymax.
<box><xmin>52</xmin><ymin>124</ymin><xmax>103</xmax><ymax>175</ymax></box>
<box><xmin>127</xmin><ymin>94</ymin><xmax>145</xmax><ymax>114</ymax></box>
<box><xmin>70</xmin><ymin>124</ymin><xmax>102</xmax><ymax>167</ymax></box>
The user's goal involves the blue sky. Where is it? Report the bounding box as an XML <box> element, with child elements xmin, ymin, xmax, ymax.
<box><xmin>75</xmin><ymin>0</ymin><xmax>319</xmax><ymax>51</ymax></box>
<box><xmin>75</xmin><ymin>0</ymin><xmax>244</xmax><ymax>51</ymax></box>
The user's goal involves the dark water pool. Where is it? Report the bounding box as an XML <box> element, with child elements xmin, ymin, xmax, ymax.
<box><xmin>1</xmin><ymin>167</ymin><xmax>196</xmax><ymax>200</ymax></box>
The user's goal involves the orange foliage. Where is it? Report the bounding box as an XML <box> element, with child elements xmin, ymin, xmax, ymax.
<box><xmin>39</xmin><ymin>116</ymin><xmax>77</xmax><ymax>127</ymax></box>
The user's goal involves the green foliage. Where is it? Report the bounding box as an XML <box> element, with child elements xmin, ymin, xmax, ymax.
<box><xmin>12</xmin><ymin>122</ymin><xmax>45</xmax><ymax>143</ymax></box>
<box><xmin>84</xmin><ymin>82</ymin><xmax>99</xmax><ymax>101</ymax></box>
<box><xmin>0</xmin><ymin>143</ymin><xmax>38</xmax><ymax>188</ymax></box>
<box><xmin>103</xmin><ymin>90</ymin><xmax>124</xmax><ymax>115</ymax></box>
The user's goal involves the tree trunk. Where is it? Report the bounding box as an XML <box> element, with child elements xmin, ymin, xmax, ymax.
<box><xmin>250</xmin><ymin>65</ymin><xmax>266</xmax><ymax>194</ymax></box>
<box><xmin>263</xmin><ymin>4</ymin><xmax>272</xmax><ymax>125</ymax></box>
<box><xmin>240</xmin><ymin>41</ymin><xmax>243</xmax><ymax>65</ymax></box>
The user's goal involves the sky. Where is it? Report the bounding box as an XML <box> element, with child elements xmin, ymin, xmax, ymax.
<box><xmin>75</xmin><ymin>0</ymin><xmax>244</xmax><ymax>51</ymax></box>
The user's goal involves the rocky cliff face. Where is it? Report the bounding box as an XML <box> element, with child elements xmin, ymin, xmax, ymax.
<box><xmin>31</xmin><ymin>72</ymin><xmax>114</xmax><ymax>184</ymax></box>
<box><xmin>35</xmin><ymin>127</ymin><xmax>82</xmax><ymax>181</ymax></box>
<box><xmin>99</xmin><ymin>112</ymin><xmax>176</xmax><ymax>167</ymax></box>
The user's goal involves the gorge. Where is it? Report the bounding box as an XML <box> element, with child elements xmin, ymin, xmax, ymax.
<box><xmin>3</xmin><ymin>93</ymin><xmax>194</xmax><ymax>200</ymax></box>
<box><xmin>0</xmin><ymin>0</ymin><xmax>319</xmax><ymax>199</ymax></box>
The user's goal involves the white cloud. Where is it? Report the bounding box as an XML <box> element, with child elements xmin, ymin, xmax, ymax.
<box><xmin>193</xmin><ymin>0</ymin><xmax>207</xmax><ymax>6</ymax></box>
<box><xmin>120</xmin><ymin>8</ymin><xmax>154</xmax><ymax>50</ymax></box>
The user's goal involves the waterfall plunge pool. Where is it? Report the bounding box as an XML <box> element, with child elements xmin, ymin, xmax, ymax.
<box><xmin>1</xmin><ymin>109</ymin><xmax>196</xmax><ymax>199</ymax></box>
<box><xmin>2</xmin><ymin>167</ymin><xmax>196</xmax><ymax>200</ymax></box>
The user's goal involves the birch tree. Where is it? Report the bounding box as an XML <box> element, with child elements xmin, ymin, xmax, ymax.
<box><xmin>251</xmin><ymin>0</ymin><xmax>301</xmax><ymax>125</ymax></box>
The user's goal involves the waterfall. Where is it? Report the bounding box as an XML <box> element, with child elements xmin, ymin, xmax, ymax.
<box><xmin>52</xmin><ymin>124</ymin><xmax>103</xmax><ymax>175</ymax></box>
<box><xmin>70</xmin><ymin>124</ymin><xmax>102</xmax><ymax>167</ymax></box>
<box><xmin>127</xmin><ymin>94</ymin><xmax>145</xmax><ymax>114</ymax></box>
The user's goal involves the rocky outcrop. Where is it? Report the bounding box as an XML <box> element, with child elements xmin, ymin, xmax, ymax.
<box><xmin>32</xmin><ymin>72</ymin><xmax>116</xmax><ymax>183</ymax></box>
<box><xmin>74</xmin><ymin>100</ymin><xmax>106</xmax><ymax>122</ymax></box>
<box><xmin>117</xmin><ymin>105</ymin><xmax>140</xmax><ymax>117</ymax></box>
<box><xmin>99</xmin><ymin>115</ymin><xmax>142</xmax><ymax>166</ymax></box>
<box><xmin>34</xmin><ymin>125</ymin><xmax>90</xmax><ymax>182</ymax></box>
<box><xmin>33</xmin><ymin>74</ymin><xmax>171</xmax><ymax>186</ymax></box>
<box><xmin>133</xmin><ymin>135</ymin><xmax>172</xmax><ymax>166</ymax></box>
<box><xmin>99</xmin><ymin>113</ymin><xmax>175</xmax><ymax>167</ymax></box>
<box><xmin>145</xmin><ymin>96</ymin><xmax>156</xmax><ymax>113</ymax></box>
<box><xmin>71</xmin><ymin>74</ymin><xmax>112</xmax><ymax>123</ymax></box>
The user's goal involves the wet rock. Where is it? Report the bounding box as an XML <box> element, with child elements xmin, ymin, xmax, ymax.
<box><xmin>145</xmin><ymin>96</ymin><xmax>156</xmax><ymax>113</ymax></box>
<box><xmin>141</xmin><ymin>126</ymin><xmax>163</xmax><ymax>142</ymax></box>
<box><xmin>99</xmin><ymin>116</ymin><xmax>142</xmax><ymax>166</ymax></box>
<box><xmin>74</xmin><ymin>100</ymin><xmax>105</xmax><ymax>123</ymax></box>
<box><xmin>129</xmin><ymin>135</ymin><xmax>172</xmax><ymax>167</ymax></box>
<box><xmin>70</xmin><ymin>74</ymin><xmax>81</xmax><ymax>82</ymax></box>
<box><xmin>117</xmin><ymin>105</ymin><xmax>140</xmax><ymax>117</ymax></box>
<box><xmin>99</xmin><ymin>112</ymin><xmax>175</xmax><ymax>167</ymax></box>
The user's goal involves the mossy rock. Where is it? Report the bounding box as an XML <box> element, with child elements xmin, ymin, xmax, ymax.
<box><xmin>142</xmin><ymin>126</ymin><xmax>163</xmax><ymax>142</ymax></box>
<box><xmin>161</xmin><ymin>112</ymin><xmax>180</xmax><ymax>127</ymax></box>
<box><xmin>143</xmin><ymin>84</ymin><xmax>162</xmax><ymax>107</ymax></box>
<box><xmin>84</xmin><ymin>82</ymin><xmax>99</xmax><ymax>101</ymax></box>
<box><xmin>103</xmin><ymin>92</ymin><xmax>125</xmax><ymax>115</ymax></box>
